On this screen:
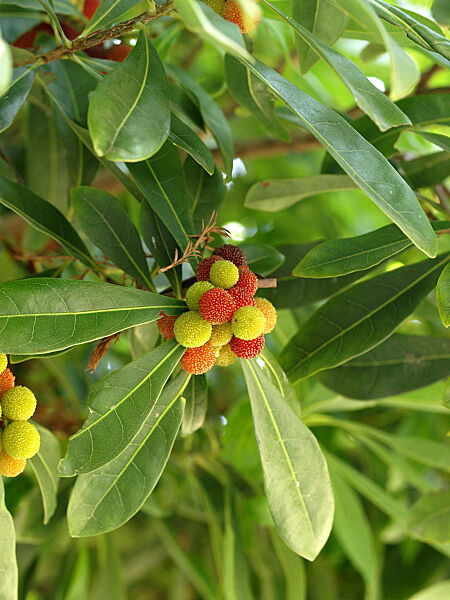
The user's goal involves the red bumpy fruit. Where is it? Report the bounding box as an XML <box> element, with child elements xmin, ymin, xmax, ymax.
<box><xmin>233</xmin><ymin>266</ymin><xmax>258</xmax><ymax>296</ymax></box>
<box><xmin>196</xmin><ymin>255</ymin><xmax>224</xmax><ymax>281</ymax></box>
<box><xmin>199</xmin><ymin>288</ymin><xmax>237</xmax><ymax>324</ymax></box>
<box><xmin>230</xmin><ymin>334</ymin><xmax>265</xmax><ymax>359</ymax></box>
<box><xmin>228</xmin><ymin>287</ymin><xmax>256</xmax><ymax>309</ymax></box>
<box><xmin>213</xmin><ymin>244</ymin><xmax>247</xmax><ymax>267</ymax></box>
<box><xmin>0</xmin><ymin>369</ymin><xmax>15</xmax><ymax>396</ymax></box>
<box><xmin>157</xmin><ymin>312</ymin><xmax>178</xmax><ymax>340</ymax></box>
<box><xmin>181</xmin><ymin>344</ymin><xmax>216</xmax><ymax>374</ymax></box>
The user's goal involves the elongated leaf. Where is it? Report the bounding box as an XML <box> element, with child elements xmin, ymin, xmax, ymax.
<box><xmin>406</xmin><ymin>491</ymin><xmax>450</xmax><ymax>544</ymax></box>
<box><xmin>240</xmin><ymin>243</ymin><xmax>285</xmax><ymax>275</ymax></box>
<box><xmin>236</xmin><ymin>57</ymin><xmax>436</xmax><ymax>257</ymax></box>
<box><xmin>0</xmin><ymin>176</ymin><xmax>96</xmax><ymax>268</ymax></box>
<box><xmin>402</xmin><ymin>151</ymin><xmax>450</xmax><ymax>189</ymax></box>
<box><xmin>0</xmin><ymin>478</ymin><xmax>17</xmax><ymax>600</ymax></box>
<box><xmin>169</xmin><ymin>114</ymin><xmax>215</xmax><ymax>174</ymax></box>
<box><xmin>266</xmin><ymin>0</ymin><xmax>409</xmax><ymax>130</ymax></box>
<box><xmin>80</xmin><ymin>0</ymin><xmax>143</xmax><ymax>37</ymax></box>
<box><xmin>29</xmin><ymin>425</ymin><xmax>60</xmax><ymax>524</ymax></box>
<box><xmin>291</xmin><ymin>0</ymin><xmax>347</xmax><ymax>73</ymax></box>
<box><xmin>407</xmin><ymin>581</ymin><xmax>450</xmax><ymax>600</ymax></box>
<box><xmin>245</xmin><ymin>175</ymin><xmax>357</xmax><ymax>212</ymax></box>
<box><xmin>294</xmin><ymin>221</ymin><xmax>450</xmax><ymax>278</ymax></box>
<box><xmin>0</xmin><ymin>36</ymin><xmax>12</xmax><ymax>96</ymax></box>
<box><xmin>181</xmin><ymin>375</ymin><xmax>207</xmax><ymax>436</ymax></box>
<box><xmin>128</xmin><ymin>142</ymin><xmax>194</xmax><ymax>249</ymax></box>
<box><xmin>281</xmin><ymin>254</ymin><xmax>450</xmax><ymax>383</ymax></box>
<box><xmin>418</xmin><ymin>132</ymin><xmax>450</xmax><ymax>153</ymax></box>
<box><xmin>242</xmin><ymin>360</ymin><xmax>334</xmax><ymax>560</ymax></box>
<box><xmin>437</xmin><ymin>260</ymin><xmax>450</xmax><ymax>327</ymax></box>
<box><xmin>0</xmin><ymin>278</ymin><xmax>185</xmax><ymax>355</ymax></box>
<box><xmin>320</xmin><ymin>334</ymin><xmax>450</xmax><ymax>400</ymax></box>
<box><xmin>0</xmin><ymin>64</ymin><xmax>34</xmax><ymax>132</ymax></box>
<box><xmin>88</xmin><ymin>30</ymin><xmax>170</xmax><ymax>162</ymax></box>
<box><xmin>443</xmin><ymin>378</ymin><xmax>450</xmax><ymax>409</ymax></box>
<box><xmin>72</xmin><ymin>187</ymin><xmax>153</xmax><ymax>290</ymax></box>
<box><xmin>67</xmin><ymin>373</ymin><xmax>189</xmax><ymax>536</ymax></box>
<box><xmin>59</xmin><ymin>340</ymin><xmax>185</xmax><ymax>476</ymax></box>
<box><xmin>184</xmin><ymin>156</ymin><xmax>225</xmax><ymax>229</ymax></box>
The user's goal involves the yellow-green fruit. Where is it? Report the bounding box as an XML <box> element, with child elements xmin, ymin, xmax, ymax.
<box><xmin>185</xmin><ymin>281</ymin><xmax>214</xmax><ymax>310</ymax></box>
<box><xmin>210</xmin><ymin>323</ymin><xmax>233</xmax><ymax>347</ymax></box>
<box><xmin>231</xmin><ymin>306</ymin><xmax>265</xmax><ymax>340</ymax></box>
<box><xmin>216</xmin><ymin>344</ymin><xmax>237</xmax><ymax>367</ymax></box>
<box><xmin>0</xmin><ymin>353</ymin><xmax>7</xmax><ymax>374</ymax></box>
<box><xmin>209</xmin><ymin>260</ymin><xmax>239</xmax><ymax>289</ymax></box>
<box><xmin>174</xmin><ymin>311</ymin><xmax>212</xmax><ymax>348</ymax></box>
<box><xmin>203</xmin><ymin>0</ymin><xmax>226</xmax><ymax>14</ymax></box>
<box><xmin>1</xmin><ymin>386</ymin><xmax>37</xmax><ymax>420</ymax></box>
<box><xmin>2</xmin><ymin>421</ymin><xmax>40</xmax><ymax>459</ymax></box>
<box><xmin>254</xmin><ymin>297</ymin><xmax>277</xmax><ymax>334</ymax></box>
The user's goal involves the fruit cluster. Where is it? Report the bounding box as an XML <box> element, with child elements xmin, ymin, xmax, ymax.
<box><xmin>0</xmin><ymin>355</ymin><xmax>41</xmax><ymax>478</ymax></box>
<box><xmin>206</xmin><ymin>0</ymin><xmax>262</xmax><ymax>34</ymax></box>
<box><xmin>158</xmin><ymin>244</ymin><xmax>277</xmax><ymax>374</ymax></box>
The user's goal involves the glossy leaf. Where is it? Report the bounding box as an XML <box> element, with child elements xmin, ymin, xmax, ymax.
<box><xmin>294</xmin><ymin>221</ymin><xmax>450</xmax><ymax>278</ymax></box>
<box><xmin>443</xmin><ymin>378</ymin><xmax>450</xmax><ymax>409</ymax></box>
<box><xmin>0</xmin><ymin>65</ymin><xmax>34</xmax><ymax>132</ymax></box>
<box><xmin>245</xmin><ymin>175</ymin><xmax>357</xmax><ymax>212</ymax></box>
<box><xmin>0</xmin><ymin>35</ymin><xmax>12</xmax><ymax>96</ymax></box>
<box><xmin>29</xmin><ymin>425</ymin><xmax>60</xmax><ymax>524</ymax></box>
<box><xmin>184</xmin><ymin>156</ymin><xmax>225</xmax><ymax>229</ymax></box>
<box><xmin>72</xmin><ymin>186</ymin><xmax>153</xmax><ymax>290</ymax></box>
<box><xmin>281</xmin><ymin>254</ymin><xmax>450</xmax><ymax>383</ymax></box>
<box><xmin>266</xmin><ymin>0</ymin><xmax>410</xmax><ymax>130</ymax></box>
<box><xmin>0</xmin><ymin>278</ymin><xmax>185</xmax><ymax>355</ymax></box>
<box><xmin>242</xmin><ymin>360</ymin><xmax>334</xmax><ymax>560</ymax></box>
<box><xmin>88</xmin><ymin>30</ymin><xmax>170</xmax><ymax>162</ymax></box>
<box><xmin>320</xmin><ymin>334</ymin><xmax>450</xmax><ymax>400</ymax></box>
<box><xmin>402</xmin><ymin>151</ymin><xmax>450</xmax><ymax>188</ymax></box>
<box><xmin>181</xmin><ymin>375</ymin><xmax>207</xmax><ymax>436</ymax></box>
<box><xmin>406</xmin><ymin>491</ymin><xmax>450</xmax><ymax>544</ymax></box>
<box><xmin>67</xmin><ymin>373</ymin><xmax>189</xmax><ymax>536</ymax></box>
<box><xmin>240</xmin><ymin>243</ymin><xmax>285</xmax><ymax>276</ymax></box>
<box><xmin>169</xmin><ymin>114</ymin><xmax>215</xmax><ymax>174</ymax></box>
<box><xmin>59</xmin><ymin>340</ymin><xmax>185</xmax><ymax>477</ymax></box>
<box><xmin>80</xmin><ymin>0</ymin><xmax>143</xmax><ymax>37</ymax></box>
<box><xmin>0</xmin><ymin>176</ymin><xmax>96</xmax><ymax>268</ymax></box>
<box><xmin>291</xmin><ymin>0</ymin><xmax>347</xmax><ymax>73</ymax></box>
<box><xmin>437</xmin><ymin>262</ymin><xmax>450</xmax><ymax>326</ymax></box>
<box><xmin>407</xmin><ymin>581</ymin><xmax>450</xmax><ymax>600</ymax></box>
<box><xmin>0</xmin><ymin>478</ymin><xmax>17</xmax><ymax>600</ymax></box>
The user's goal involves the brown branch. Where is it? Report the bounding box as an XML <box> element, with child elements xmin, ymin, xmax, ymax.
<box><xmin>13</xmin><ymin>2</ymin><xmax>174</xmax><ymax>68</ymax></box>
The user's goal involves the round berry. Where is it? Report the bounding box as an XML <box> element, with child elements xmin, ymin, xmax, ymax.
<box><xmin>1</xmin><ymin>386</ymin><xmax>37</xmax><ymax>421</ymax></box>
<box><xmin>196</xmin><ymin>255</ymin><xmax>223</xmax><ymax>281</ymax></box>
<box><xmin>231</xmin><ymin>306</ymin><xmax>265</xmax><ymax>340</ymax></box>
<box><xmin>216</xmin><ymin>344</ymin><xmax>238</xmax><ymax>367</ymax></box>
<box><xmin>0</xmin><ymin>368</ymin><xmax>15</xmax><ymax>397</ymax></box>
<box><xmin>230</xmin><ymin>335</ymin><xmax>265</xmax><ymax>359</ymax></box>
<box><xmin>203</xmin><ymin>0</ymin><xmax>226</xmax><ymax>14</ymax></box>
<box><xmin>228</xmin><ymin>287</ymin><xmax>256</xmax><ymax>309</ymax></box>
<box><xmin>209</xmin><ymin>260</ymin><xmax>239</xmax><ymax>289</ymax></box>
<box><xmin>0</xmin><ymin>449</ymin><xmax>26</xmax><ymax>478</ymax></box>
<box><xmin>174</xmin><ymin>311</ymin><xmax>212</xmax><ymax>348</ymax></box>
<box><xmin>0</xmin><ymin>353</ymin><xmax>7</xmax><ymax>374</ymax></box>
<box><xmin>157</xmin><ymin>312</ymin><xmax>178</xmax><ymax>340</ymax></box>
<box><xmin>213</xmin><ymin>244</ymin><xmax>246</xmax><ymax>267</ymax></box>
<box><xmin>185</xmin><ymin>281</ymin><xmax>214</xmax><ymax>310</ymax></box>
<box><xmin>181</xmin><ymin>344</ymin><xmax>216</xmax><ymax>374</ymax></box>
<box><xmin>199</xmin><ymin>288</ymin><xmax>236</xmax><ymax>324</ymax></box>
<box><xmin>223</xmin><ymin>0</ymin><xmax>262</xmax><ymax>34</ymax></box>
<box><xmin>2</xmin><ymin>421</ymin><xmax>41</xmax><ymax>460</ymax></box>
<box><xmin>234</xmin><ymin>266</ymin><xmax>258</xmax><ymax>296</ymax></box>
<box><xmin>254</xmin><ymin>297</ymin><xmax>277</xmax><ymax>334</ymax></box>
<box><xmin>210</xmin><ymin>323</ymin><xmax>233</xmax><ymax>347</ymax></box>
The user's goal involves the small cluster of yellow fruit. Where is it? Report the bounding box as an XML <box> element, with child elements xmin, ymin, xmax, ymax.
<box><xmin>0</xmin><ymin>354</ymin><xmax>41</xmax><ymax>478</ymax></box>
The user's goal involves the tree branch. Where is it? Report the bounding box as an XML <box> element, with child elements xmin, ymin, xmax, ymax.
<box><xmin>14</xmin><ymin>2</ymin><xmax>174</xmax><ymax>68</ymax></box>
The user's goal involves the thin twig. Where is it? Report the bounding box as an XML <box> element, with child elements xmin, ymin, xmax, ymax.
<box><xmin>88</xmin><ymin>332</ymin><xmax>121</xmax><ymax>373</ymax></box>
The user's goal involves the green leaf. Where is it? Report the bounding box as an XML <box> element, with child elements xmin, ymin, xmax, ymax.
<box><xmin>72</xmin><ymin>186</ymin><xmax>154</xmax><ymax>290</ymax></box>
<box><xmin>320</xmin><ymin>334</ymin><xmax>450</xmax><ymax>400</ymax></box>
<box><xmin>280</xmin><ymin>254</ymin><xmax>450</xmax><ymax>383</ymax></box>
<box><xmin>242</xmin><ymin>360</ymin><xmax>334</xmax><ymax>560</ymax></box>
<box><xmin>128</xmin><ymin>142</ymin><xmax>194</xmax><ymax>249</ymax></box>
<box><xmin>0</xmin><ymin>176</ymin><xmax>96</xmax><ymax>268</ymax></box>
<box><xmin>235</xmin><ymin>56</ymin><xmax>436</xmax><ymax>257</ymax></box>
<box><xmin>59</xmin><ymin>340</ymin><xmax>185</xmax><ymax>476</ymax></box>
<box><xmin>240</xmin><ymin>243</ymin><xmax>285</xmax><ymax>276</ymax></box>
<box><xmin>330</xmin><ymin>470</ymin><xmax>378</xmax><ymax>586</ymax></box>
<box><xmin>407</xmin><ymin>491</ymin><xmax>450</xmax><ymax>543</ymax></box>
<box><xmin>0</xmin><ymin>65</ymin><xmax>34</xmax><ymax>132</ymax></box>
<box><xmin>291</xmin><ymin>0</ymin><xmax>347</xmax><ymax>74</ymax></box>
<box><xmin>443</xmin><ymin>378</ymin><xmax>450</xmax><ymax>409</ymax></box>
<box><xmin>184</xmin><ymin>156</ymin><xmax>225</xmax><ymax>229</ymax></box>
<box><xmin>432</xmin><ymin>0</ymin><xmax>450</xmax><ymax>26</ymax></box>
<box><xmin>406</xmin><ymin>581</ymin><xmax>450</xmax><ymax>600</ymax></box>
<box><xmin>266</xmin><ymin>0</ymin><xmax>410</xmax><ymax>131</ymax></box>
<box><xmin>67</xmin><ymin>372</ymin><xmax>189</xmax><ymax>536</ymax></box>
<box><xmin>80</xmin><ymin>0</ymin><xmax>143</xmax><ymax>37</ymax></box>
<box><xmin>0</xmin><ymin>478</ymin><xmax>17</xmax><ymax>600</ymax></box>
<box><xmin>294</xmin><ymin>221</ymin><xmax>450</xmax><ymax>278</ymax></box>
<box><xmin>169</xmin><ymin>113</ymin><xmax>215</xmax><ymax>174</ymax></box>
<box><xmin>168</xmin><ymin>64</ymin><xmax>234</xmax><ymax>178</ymax></box>
<box><xmin>181</xmin><ymin>374</ymin><xmax>207</xmax><ymax>436</ymax></box>
<box><xmin>417</xmin><ymin>131</ymin><xmax>450</xmax><ymax>153</ymax></box>
<box><xmin>0</xmin><ymin>278</ymin><xmax>185</xmax><ymax>355</ymax></box>
<box><xmin>437</xmin><ymin>262</ymin><xmax>450</xmax><ymax>326</ymax></box>
<box><xmin>88</xmin><ymin>30</ymin><xmax>170</xmax><ymax>162</ymax></box>
<box><xmin>0</xmin><ymin>35</ymin><xmax>12</xmax><ymax>96</ymax></box>
<box><xmin>402</xmin><ymin>151</ymin><xmax>450</xmax><ymax>189</ymax></box>
<box><xmin>245</xmin><ymin>175</ymin><xmax>357</xmax><ymax>212</ymax></box>
<box><xmin>29</xmin><ymin>425</ymin><xmax>60</xmax><ymax>524</ymax></box>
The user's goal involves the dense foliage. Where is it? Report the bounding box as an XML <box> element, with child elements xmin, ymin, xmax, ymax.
<box><xmin>0</xmin><ymin>0</ymin><xmax>449</xmax><ymax>598</ymax></box>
